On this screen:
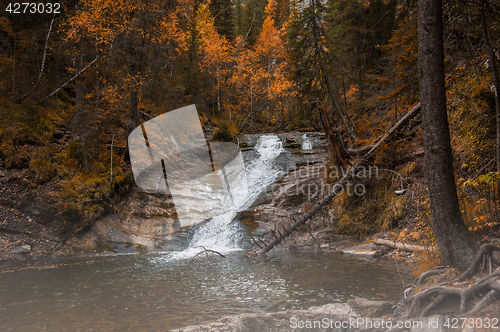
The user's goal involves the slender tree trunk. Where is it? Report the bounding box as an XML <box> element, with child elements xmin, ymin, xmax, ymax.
<box><xmin>318</xmin><ymin>102</ymin><xmax>348</xmax><ymax>168</ymax></box>
<box><xmin>479</xmin><ymin>0</ymin><xmax>500</xmax><ymax>200</ymax></box>
<box><xmin>418</xmin><ymin>0</ymin><xmax>477</xmax><ymax>270</ymax></box>
<box><xmin>12</xmin><ymin>34</ymin><xmax>16</xmax><ymax>93</ymax></box>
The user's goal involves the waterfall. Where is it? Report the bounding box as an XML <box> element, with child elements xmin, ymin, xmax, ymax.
<box><xmin>169</xmin><ymin>135</ymin><xmax>284</xmax><ymax>259</ymax></box>
<box><xmin>301</xmin><ymin>134</ymin><xmax>312</xmax><ymax>150</ymax></box>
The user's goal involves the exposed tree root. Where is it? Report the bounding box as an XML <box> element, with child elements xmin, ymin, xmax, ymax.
<box><xmin>458</xmin><ymin>244</ymin><xmax>500</xmax><ymax>281</ymax></box>
<box><xmin>467</xmin><ymin>289</ymin><xmax>498</xmax><ymax>315</ymax></box>
<box><xmin>415</xmin><ymin>266</ymin><xmax>448</xmax><ymax>286</ymax></box>
<box><xmin>404</xmin><ymin>244</ymin><xmax>500</xmax><ymax>318</ymax></box>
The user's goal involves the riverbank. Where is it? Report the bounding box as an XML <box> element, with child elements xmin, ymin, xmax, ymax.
<box><xmin>169</xmin><ymin>301</ymin><xmax>454</xmax><ymax>332</ymax></box>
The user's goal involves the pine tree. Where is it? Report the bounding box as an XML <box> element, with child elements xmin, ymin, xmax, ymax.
<box><xmin>196</xmin><ymin>4</ymin><xmax>233</xmax><ymax>115</ymax></box>
<box><xmin>418</xmin><ymin>0</ymin><xmax>478</xmax><ymax>270</ymax></box>
<box><xmin>326</xmin><ymin>0</ymin><xmax>397</xmax><ymax>100</ymax></box>
<box><xmin>209</xmin><ymin>0</ymin><xmax>236</xmax><ymax>40</ymax></box>
<box><xmin>241</xmin><ymin>0</ymin><xmax>268</xmax><ymax>44</ymax></box>
<box><xmin>234</xmin><ymin>0</ymin><xmax>244</xmax><ymax>36</ymax></box>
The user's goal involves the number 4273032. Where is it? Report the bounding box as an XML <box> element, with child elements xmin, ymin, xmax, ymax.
<box><xmin>5</xmin><ymin>3</ymin><xmax>61</xmax><ymax>14</ymax></box>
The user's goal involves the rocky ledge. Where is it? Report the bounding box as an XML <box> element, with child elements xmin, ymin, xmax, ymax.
<box><xmin>170</xmin><ymin>299</ymin><xmax>470</xmax><ymax>332</ymax></box>
<box><xmin>59</xmin><ymin>189</ymin><xmax>181</xmax><ymax>254</ymax></box>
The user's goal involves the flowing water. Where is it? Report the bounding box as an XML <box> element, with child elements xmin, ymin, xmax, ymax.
<box><xmin>170</xmin><ymin>135</ymin><xmax>286</xmax><ymax>259</ymax></box>
<box><xmin>0</xmin><ymin>134</ymin><xmax>411</xmax><ymax>331</ymax></box>
<box><xmin>301</xmin><ymin>133</ymin><xmax>313</xmax><ymax>151</ymax></box>
<box><xmin>0</xmin><ymin>251</ymin><xmax>410</xmax><ymax>331</ymax></box>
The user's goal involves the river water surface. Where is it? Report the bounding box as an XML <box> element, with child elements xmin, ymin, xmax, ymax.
<box><xmin>0</xmin><ymin>250</ymin><xmax>410</xmax><ymax>331</ymax></box>
<box><xmin>1</xmin><ymin>134</ymin><xmax>411</xmax><ymax>331</ymax></box>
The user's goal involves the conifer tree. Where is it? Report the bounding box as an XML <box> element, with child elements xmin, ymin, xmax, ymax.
<box><xmin>209</xmin><ymin>0</ymin><xmax>236</xmax><ymax>40</ymax></box>
<box><xmin>241</xmin><ymin>0</ymin><xmax>268</xmax><ymax>44</ymax></box>
<box><xmin>418</xmin><ymin>0</ymin><xmax>477</xmax><ymax>270</ymax></box>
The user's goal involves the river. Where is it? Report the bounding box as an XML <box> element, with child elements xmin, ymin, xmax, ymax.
<box><xmin>0</xmin><ymin>133</ymin><xmax>410</xmax><ymax>331</ymax></box>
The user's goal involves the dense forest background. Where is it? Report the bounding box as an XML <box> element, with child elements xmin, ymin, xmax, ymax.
<box><xmin>0</xmin><ymin>0</ymin><xmax>499</xmax><ymax>252</ymax></box>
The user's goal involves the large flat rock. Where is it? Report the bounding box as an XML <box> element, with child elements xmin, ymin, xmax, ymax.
<box><xmin>170</xmin><ymin>303</ymin><xmax>361</xmax><ymax>332</ymax></box>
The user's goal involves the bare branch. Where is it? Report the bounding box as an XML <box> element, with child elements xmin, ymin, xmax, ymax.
<box><xmin>17</xmin><ymin>16</ymin><xmax>55</xmax><ymax>102</ymax></box>
<box><xmin>36</xmin><ymin>56</ymin><xmax>99</xmax><ymax>105</ymax></box>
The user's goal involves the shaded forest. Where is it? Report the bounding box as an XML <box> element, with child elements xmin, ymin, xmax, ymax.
<box><xmin>1</xmin><ymin>0</ymin><xmax>499</xmax><ymax>257</ymax></box>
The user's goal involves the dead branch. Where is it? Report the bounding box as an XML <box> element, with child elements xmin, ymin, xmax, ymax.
<box><xmin>250</xmin><ymin>235</ymin><xmax>262</xmax><ymax>248</ymax></box>
<box><xmin>190</xmin><ymin>246</ymin><xmax>226</xmax><ymax>261</ymax></box>
<box><xmin>36</xmin><ymin>56</ymin><xmax>99</xmax><ymax>104</ymax></box>
<box><xmin>256</xmin><ymin>103</ymin><xmax>422</xmax><ymax>255</ymax></box>
<box><xmin>348</xmin><ymin>102</ymin><xmax>421</xmax><ymax>155</ymax></box>
<box><xmin>347</xmin><ymin>145</ymin><xmax>373</xmax><ymax>155</ymax></box>
<box><xmin>0</xmin><ymin>227</ymin><xmax>34</xmax><ymax>237</ymax></box>
<box><xmin>362</xmin><ymin>102</ymin><xmax>421</xmax><ymax>157</ymax></box>
<box><xmin>52</xmin><ymin>226</ymin><xmax>85</xmax><ymax>251</ymax></box>
<box><xmin>238</xmin><ymin>103</ymin><xmax>267</xmax><ymax>131</ymax></box>
<box><xmin>257</xmin><ymin>237</ymin><xmax>267</xmax><ymax>248</ymax></box>
<box><xmin>140</xmin><ymin>110</ymin><xmax>154</xmax><ymax>120</ymax></box>
<box><xmin>17</xmin><ymin>16</ymin><xmax>55</xmax><ymax>102</ymax></box>
<box><xmin>374</xmin><ymin>238</ymin><xmax>434</xmax><ymax>253</ymax></box>
<box><xmin>318</xmin><ymin>101</ymin><xmax>350</xmax><ymax>168</ymax></box>
<box><xmin>302</xmin><ymin>222</ymin><xmax>322</xmax><ymax>252</ymax></box>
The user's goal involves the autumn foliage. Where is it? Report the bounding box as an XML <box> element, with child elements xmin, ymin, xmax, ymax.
<box><xmin>0</xmin><ymin>0</ymin><xmax>499</xmax><ymax>238</ymax></box>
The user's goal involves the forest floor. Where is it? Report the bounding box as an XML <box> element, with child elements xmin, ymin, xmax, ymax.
<box><xmin>0</xmin><ymin>167</ymin><xmax>63</xmax><ymax>260</ymax></box>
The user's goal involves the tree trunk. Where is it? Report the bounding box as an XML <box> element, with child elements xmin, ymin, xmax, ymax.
<box><xmin>318</xmin><ymin>102</ymin><xmax>349</xmax><ymax>168</ymax></box>
<box><xmin>418</xmin><ymin>0</ymin><xmax>477</xmax><ymax>270</ymax></box>
<box><xmin>479</xmin><ymin>0</ymin><xmax>500</xmax><ymax>200</ymax></box>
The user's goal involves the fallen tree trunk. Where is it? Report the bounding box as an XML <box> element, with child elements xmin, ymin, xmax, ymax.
<box><xmin>257</xmin><ymin>102</ymin><xmax>422</xmax><ymax>254</ymax></box>
<box><xmin>373</xmin><ymin>238</ymin><xmax>434</xmax><ymax>252</ymax></box>
<box><xmin>348</xmin><ymin>102</ymin><xmax>421</xmax><ymax>155</ymax></box>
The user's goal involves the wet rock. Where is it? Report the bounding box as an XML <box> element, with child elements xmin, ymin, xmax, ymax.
<box><xmin>10</xmin><ymin>243</ymin><xmax>31</xmax><ymax>253</ymax></box>
<box><xmin>171</xmin><ymin>303</ymin><xmax>359</xmax><ymax>332</ymax></box>
<box><xmin>346</xmin><ymin>298</ymin><xmax>394</xmax><ymax>317</ymax></box>
<box><xmin>61</xmin><ymin>189</ymin><xmax>180</xmax><ymax>253</ymax></box>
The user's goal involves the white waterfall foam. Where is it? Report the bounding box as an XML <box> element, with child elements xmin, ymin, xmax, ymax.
<box><xmin>169</xmin><ymin>134</ymin><xmax>284</xmax><ymax>259</ymax></box>
<box><xmin>301</xmin><ymin>134</ymin><xmax>312</xmax><ymax>150</ymax></box>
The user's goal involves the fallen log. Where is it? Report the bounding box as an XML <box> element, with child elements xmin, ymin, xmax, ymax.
<box><xmin>257</xmin><ymin>103</ymin><xmax>422</xmax><ymax>254</ymax></box>
<box><xmin>373</xmin><ymin>238</ymin><xmax>434</xmax><ymax>253</ymax></box>
<box><xmin>348</xmin><ymin>102</ymin><xmax>421</xmax><ymax>156</ymax></box>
